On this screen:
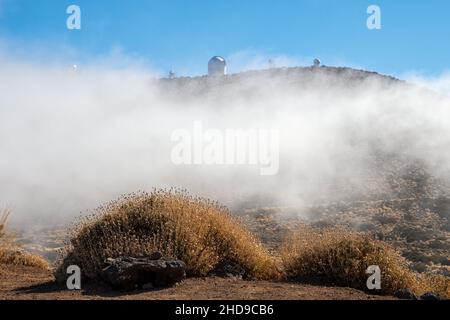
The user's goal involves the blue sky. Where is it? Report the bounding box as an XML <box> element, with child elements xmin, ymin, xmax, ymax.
<box><xmin>0</xmin><ymin>0</ymin><xmax>449</xmax><ymax>77</ymax></box>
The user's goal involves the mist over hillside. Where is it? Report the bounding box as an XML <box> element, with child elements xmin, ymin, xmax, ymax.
<box><xmin>1</xmin><ymin>59</ymin><xmax>450</xmax><ymax>227</ymax></box>
<box><xmin>160</xmin><ymin>66</ymin><xmax>450</xmax><ymax>203</ymax></box>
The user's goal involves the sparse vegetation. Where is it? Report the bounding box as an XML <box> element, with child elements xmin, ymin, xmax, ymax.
<box><xmin>2</xmin><ymin>194</ymin><xmax>447</xmax><ymax>299</ymax></box>
<box><xmin>418</xmin><ymin>274</ymin><xmax>450</xmax><ymax>299</ymax></box>
<box><xmin>281</xmin><ymin>226</ymin><xmax>419</xmax><ymax>296</ymax></box>
<box><xmin>0</xmin><ymin>208</ymin><xmax>49</xmax><ymax>270</ymax></box>
<box><xmin>0</xmin><ymin>208</ymin><xmax>10</xmax><ymax>238</ymax></box>
<box><xmin>56</xmin><ymin>189</ymin><xmax>279</xmax><ymax>282</ymax></box>
<box><xmin>0</xmin><ymin>248</ymin><xmax>50</xmax><ymax>269</ymax></box>
<box><xmin>280</xmin><ymin>225</ymin><xmax>450</xmax><ymax>298</ymax></box>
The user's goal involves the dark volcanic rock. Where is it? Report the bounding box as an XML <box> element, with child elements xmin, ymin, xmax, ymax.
<box><xmin>209</xmin><ymin>259</ymin><xmax>247</xmax><ymax>279</ymax></box>
<box><xmin>419</xmin><ymin>292</ymin><xmax>441</xmax><ymax>300</ymax></box>
<box><xmin>394</xmin><ymin>288</ymin><xmax>418</xmax><ymax>300</ymax></box>
<box><xmin>101</xmin><ymin>254</ymin><xmax>186</xmax><ymax>290</ymax></box>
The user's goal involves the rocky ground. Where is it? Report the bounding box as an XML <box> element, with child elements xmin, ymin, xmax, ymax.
<box><xmin>240</xmin><ymin>196</ymin><xmax>450</xmax><ymax>276</ymax></box>
<box><xmin>239</xmin><ymin>153</ymin><xmax>450</xmax><ymax>277</ymax></box>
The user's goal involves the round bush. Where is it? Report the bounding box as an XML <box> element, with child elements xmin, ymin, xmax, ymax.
<box><xmin>281</xmin><ymin>226</ymin><xmax>418</xmax><ymax>295</ymax></box>
<box><xmin>56</xmin><ymin>189</ymin><xmax>279</xmax><ymax>282</ymax></box>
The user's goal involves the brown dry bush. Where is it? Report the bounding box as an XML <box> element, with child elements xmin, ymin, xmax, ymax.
<box><xmin>56</xmin><ymin>189</ymin><xmax>279</xmax><ymax>282</ymax></box>
<box><xmin>418</xmin><ymin>274</ymin><xmax>450</xmax><ymax>299</ymax></box>
<box><xmin>0</xmin><ymin>248</ymin><xmax>50</xmax><ymax>269</ymax></box>
<box><xmin>0</xmin><ymin>208</ymin><xmax>49</xmax><ymax>270</ymax></box>
<box><xmin>0</xmin><ymin>208</ymin><xmax>10</xmax><ymax>238</ymax></box>
<box><xmin>281</xmin><ymin>225</ymin><xmax>419</xmax><ymax>296</ymax></box>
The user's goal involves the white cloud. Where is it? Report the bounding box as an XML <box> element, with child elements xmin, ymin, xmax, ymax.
<box><xmin>402</xmin><ymin>71</ymin><xmax>450</xmax><ymax>96</ymax></box>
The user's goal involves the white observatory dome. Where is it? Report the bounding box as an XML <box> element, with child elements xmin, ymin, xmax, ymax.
<box><xmin>313</xmin><ymin>58</ymin><xmax>321</xmax><ymax>67</ymax></box>
<box><xmin>208</xmin><ymin>56</ymin><xmax>227</xmax><ymax>77</ymax></box>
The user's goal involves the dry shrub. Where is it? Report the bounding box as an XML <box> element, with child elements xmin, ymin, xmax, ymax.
<box><xmin>56</xmin><ymin>189</ymin><xmax>279</xmax><ymax>282</ymax></box>
<box><xmin>0</xmin><ymin>208</ymin><xmax>49</xmax><ymax>270</ymax></box>
<box><xmin>0</xmin><ymin>248</ymin><xmax>50</xmax><ymax>269</ymax></box>
<box><xmin>418</xmin><ymin>274</ymin><xmax>450</xmax><ymax>299</ymax></box>
<box><xmin>281</xmin><ymin>225</ymin><xmax>418</xmax><ymax>295</ymax></box>
<box><xmin>0</xmin><ymin>208</ymin><xmax>10</xmax><ymax>238</ymax></box>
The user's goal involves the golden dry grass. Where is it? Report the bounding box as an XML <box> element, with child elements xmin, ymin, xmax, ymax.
<box><xmin>56</xmin><ymin>189</ymin><xmax>279</xmax><ymax>282</ymax></box>
<box><xmin>281</xmin><ymin>225</ymin><xmax>419</xmax><ymax>296</ymax></box>
<box><xmin>0</xmin><ymin>208</ymin><xmax>49</xmax><ymax>270</ymax></box>
<box><xmin>0</xmin><ymin>248</ymin><xmax>50</xmax><ymax>269</ymax></box>
<box><xmin>0</xmin><ymin>208</ymin><xmax>11</xmax><ymax>238</ymax></box>
<box><xmin>281</xmin><ymin>226</ymin><xmax>450</xmax><ymax>298</ymax></box>
<box><xmin>418</xmin><ymin>273</ymin><xmax>450</xmax><ymax>299</ymax></box>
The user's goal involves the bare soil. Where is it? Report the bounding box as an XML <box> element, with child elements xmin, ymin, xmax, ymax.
<box><xmin>0</xmin><ymin>265</ymin><xmax>394</xmax><ymax>300</ymax></box>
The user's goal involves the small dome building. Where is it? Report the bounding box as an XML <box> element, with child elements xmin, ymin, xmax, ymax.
<box><xmin>313</xmin><ymin>58</ymin><xmax>321</xmax><ymax>68</ymax></box>
<box><xmin>208</xmin><ymin>56</ymin><xmax>227</xmax><ymax>77</ymax></box>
